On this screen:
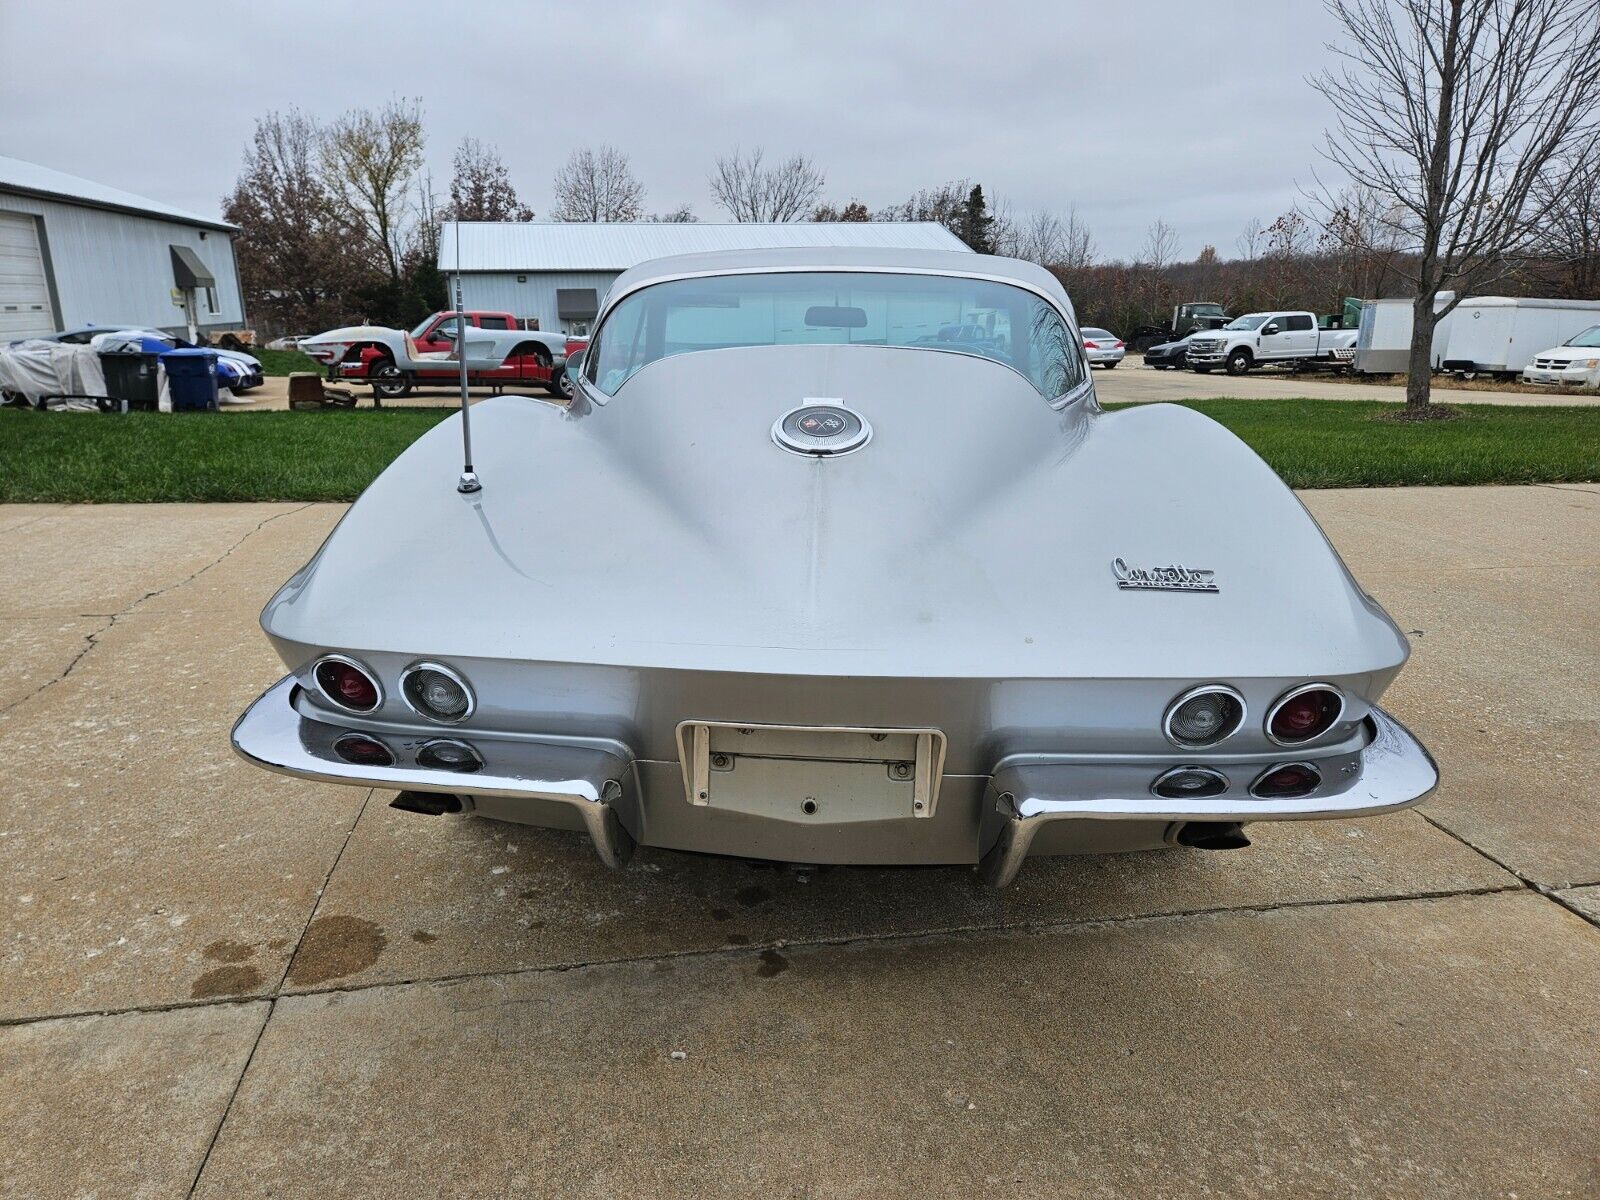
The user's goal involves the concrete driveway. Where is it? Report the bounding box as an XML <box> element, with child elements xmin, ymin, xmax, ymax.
<box><xmin>1</xmin><ymin>487</ymin><xmax>1596</xmax><ymax>1198</ymax></box>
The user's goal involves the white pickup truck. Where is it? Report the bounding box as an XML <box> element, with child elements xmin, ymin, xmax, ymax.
<box><xmin>1185</xmin><ymin>311</ymin><xmax>1358</xmax><ymax>376</ymax></box>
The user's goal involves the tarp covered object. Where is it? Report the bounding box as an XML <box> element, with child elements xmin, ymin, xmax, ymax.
<box><xmin>0</xmin><ymin>341</ymin><xmax>107</xmax><ymax>404</ymax></box>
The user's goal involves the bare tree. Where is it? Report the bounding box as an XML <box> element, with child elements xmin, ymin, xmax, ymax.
<box><xmin>444</xmin><ymin>137</ymin><xmax>533</xmax><ymax>222</ymax></box>
<box><xmin>320</xmin><ymin>98</ymin><xmax>426</xmax><ymax>282</ymax></box>
<box><xmin>1313</xmin><ymin>0</ymin><xmax>1600</xmax><ymax>412</ymax></box>
<box><xmin>1139</xmin><ymin>220</ymin><xmax>1179</xmax><ymax>269</ymax></box>
<box><xmin>709</xmin><ymin>148</ymin><xmax>825</xmax><ymax>222</ymax></box>
<box><xmin>1235</xmin><ymin>217</ymin><xmax>1266</xmax><ymax>262</ymax></box>
<box><xmin>1010</xmin><ymin>206</ymin><xmax>1096</xmax><ymax>268</ymax></box>
<box><xmin>1530</xmin><ymin>153</ymin><xmax>1600</xmax><ymax>297</ymax></box>
<box><xmin>551</xmin><ymin>146</ymin><xmax>645</xmax><ymax>222</ymax></box>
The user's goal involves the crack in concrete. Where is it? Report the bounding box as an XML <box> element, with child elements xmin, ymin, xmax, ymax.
<box><xmin>1535</xmin><ymin>483</ymin><xmax>1600</xmax><ymax>497</ymax></box>
<box><xmin>277</xmin><ymin>789</ymin><xmax>374</xmax><ymax>993</ymax></box>
<box><xmin>0</xmin><ymin>881</ymin><xmax>1527</xmax><ymax>1031</ymax></box>
<box><xmin>184</xmin><ymin>999</ymin><xmax>274</xmax><ymax>1200</ymax></box>
<box><xmin>1419</xmin><ymin>812</ymin><xmax>1600</xmax><ymax>934</ymax></box>
<box><xmin>0</xmin><ymin>504</ymin><xmax>313</xmax><ymax>719</ymax></box>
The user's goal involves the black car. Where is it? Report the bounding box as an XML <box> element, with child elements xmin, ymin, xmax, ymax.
<box><xmin>1142</xmin><ymin>332</ymin><xmax>1195</xmax><ymax>370</ymax></box>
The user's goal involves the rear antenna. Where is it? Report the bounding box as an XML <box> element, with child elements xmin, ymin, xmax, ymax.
<box><xmin>453</xmin><ymin>219</ymin><xmax>481</xmax><ymax>494</ymax></box>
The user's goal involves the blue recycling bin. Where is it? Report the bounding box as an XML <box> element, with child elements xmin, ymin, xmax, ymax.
<box><xmin>160</xmin><ymin>348</ymin><xmax>219</xmax><ymax>411</ymax></box>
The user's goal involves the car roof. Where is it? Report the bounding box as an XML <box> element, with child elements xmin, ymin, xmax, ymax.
<box><xmin>600</xmin><ymin>246</ymin><xmax>1076</xmax><ymax>323</ymax></box>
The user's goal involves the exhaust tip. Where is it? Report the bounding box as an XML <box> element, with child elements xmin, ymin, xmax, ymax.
<box><xmin>390</xmin><ymin>791</ymin><xmax>463</xmax><ymax>816</ymax></box>
<box><xmin>1175</xmin><ymin>820</ymin><xmax>1251</xmax><ymax>851</ymax></box>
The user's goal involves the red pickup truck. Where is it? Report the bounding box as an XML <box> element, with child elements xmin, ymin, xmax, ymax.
<box><xmin>301</xmin><ymin>310</ymin><xmax>584</xmax><ymax>401</ymax></box>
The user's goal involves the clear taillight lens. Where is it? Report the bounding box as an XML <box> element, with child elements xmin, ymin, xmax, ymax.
<box><xmin>401</xmin><ymin>663</ymin><xmax>474</xmax><ymax>723</ymax></box>
<box><xmin>1165</xmin><ymin>686</ymin><xmax>1246</xmax><ymax>748</ymax></box>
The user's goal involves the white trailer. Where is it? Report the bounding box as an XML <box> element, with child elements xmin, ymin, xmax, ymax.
<box><xmin>1439</xmin><ymin>296</ymin><xmax>1600</xmax><ymax>378</ymax></box>
<box><xmin>1353</xmin><ymin>292</ymin><xmax>1455</xmax><ymax>374</ymax></box>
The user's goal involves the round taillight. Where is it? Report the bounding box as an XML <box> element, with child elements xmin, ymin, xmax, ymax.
<box><xmin>416</xmin><ymin>739</ymin><xmax>482</xmax><ymax>774</ymax></box>
<box><xmin>1266</xmin><ymin>685</ymin><xmax>1344</xmax><ymax>745</ymax></box>
<box><xmin>332</xmin><ymin>733</ymin><xmax>393</xmax><ymax>767</ymax></box>
<box><xmin>314</xmin><ymin>656</ymin><xmax>380</xmax><ymax>712</ymax></box>
<box><xmin>1251</xmin><ymin>762</ymin><xmax>1321</xmax><ymax>799</ymax></box>
<box><xmin>401</xmin><ymin>662</ymin><xmax>474</xmax><ymax>724</ymax></box>
<box><xmin>1152</xmin><ymin>766</ymin><xmax>1229</xmax><ymax>799</ymax></box>
<box><xmin>1164</xmin><ymin>685</ymin><xmax>1246</xmax><ymax>748</ymax></box>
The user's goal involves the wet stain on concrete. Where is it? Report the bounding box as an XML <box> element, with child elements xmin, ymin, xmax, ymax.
<box><xmin>709</xmin><ymin>907</ymin><xmax>732</xmax><ymax>922</ymax></box>
<box><xmin>518</xmin><ymin>889</ymin><xmax>540</xmax><ymax>901</ymax></box>
<box><xmin>191</xmin><ymin>964</ymin><xmax>264</xmax><ymax>998</ymax></box>
<box><xmin>286</xmin><ymin>915</ymin><xmax>388</xmax><ymax>987</ymax></box>
<box><xmin>410</xmin><ymin>931</ymin><xmax>437</xmax><ymax>944</ymax></box>
<box><xmin>267</xmin><ymin>937</ymin><xmax>289</xmax><ymax>951</ymax></box>
<box><xmin>735</xmin><ymin>886</ymin><xmax>770</xmax><ymax>908</ymax></box>
<box><xmin>202</xmin><ymin>939</ymin><xmax>255</xmax><ymax>964</ymax></box>
<box><xmin>726</xmin><ymin>933</ymin><xmax>752</xmax><ymax>946</ymax></box>
<box><xmin>756</xmin><ymin>949</ymin><xmax>790</xmax><ymax>978</ymax></box>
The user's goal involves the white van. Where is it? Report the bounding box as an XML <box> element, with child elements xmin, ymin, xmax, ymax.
<box><xmin>1521</xmin><ymin>324</ymin><xmax>1600</xmax><ymax>390</ymax></box>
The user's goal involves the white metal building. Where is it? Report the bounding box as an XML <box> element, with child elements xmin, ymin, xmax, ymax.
<box><xmin>438</xmin><ymin>221</ymin><xmax>970</xmax><ymax>335</ymax></box>
<box><xmin>0</xmin><ymin>154</ymin><xmax>246</xmax><ymax>342</ymax></box>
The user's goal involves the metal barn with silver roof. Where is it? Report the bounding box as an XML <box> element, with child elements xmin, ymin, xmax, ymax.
<box><xmin>437</xmin><ymin>220</ymin><xmax>970</xmax><ymax>336</ymax></box>
<box><xmin>0</xmin><ymin>154</ymin><xmax>245</xmax><ymax>342</ymax></box>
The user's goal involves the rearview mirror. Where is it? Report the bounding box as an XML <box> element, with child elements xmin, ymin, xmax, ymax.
<box><xmin>805</xmin><ymin>305</ymin><xmax>868</xmax><ymax>329</ymax></box>
<box><xmin>1262</xmin><ymin>323</ymin><xmax>1280</xmax><ymax>336</ymax></box>
<box><xmin>436</xmin><ymin>326</ymin><xmax>457</xmax><ymax>342</ymax></box>
<box><xmin>564</xmin><ymin>348</ymin><xmax>585</xmax><ymax>382</ymax></box>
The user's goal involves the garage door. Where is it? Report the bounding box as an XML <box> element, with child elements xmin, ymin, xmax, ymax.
<box><xmin>0</xmin><ymin>211</ymin><xmax>56</xmax><ymax>340</ymax></box>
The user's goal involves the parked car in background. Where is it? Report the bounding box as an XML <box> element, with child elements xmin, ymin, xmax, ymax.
<box><xmin>265</xmin><ymin>334</ymin><xmax>310</xmax><ymax>351</ymax></box>
<box><xmin>29</xmin><ymin>324</ymin><xmax>264</xmax><ymax>391</ymax></box>
<box><xmin>299</xmin><ymin>311</ymin><xmax>576</xmax><ymax>400</ymax></box>
<box><xmin>1142</xmin><ymin>331</ymin><xmax>1198</xmax><ymax>370</ymax></box>
<box><xmin>232</xmin><ymin>246</ymin><xmax>1437</xmax><ymax>888</ymax></box>
<box><xmin>1521</xmin><ymin>324</ymin><xmax>1600</xmax><ymax>390</ymax></box>
<box><xmin>1082</xmin><ymin>327</ymin><xmax>1125</xmax><ymax>368</ymax></box>
<box><xmin>1186</xmin><ymin>312</ymin><xmax>1358</xmax><ymax>376</ymax></box>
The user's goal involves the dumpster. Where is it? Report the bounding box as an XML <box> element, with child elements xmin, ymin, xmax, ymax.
<box><xmin>100</xmin><ymin>351</ymin><xmax>162</xmax><ymax>411</ymax></box>
<box><xmin>159</xmin><ymin>348</ymin><xmax>219</xmax><ymax>411</ymax></box>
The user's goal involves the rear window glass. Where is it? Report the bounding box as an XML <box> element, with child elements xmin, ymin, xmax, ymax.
<box><xmin>587</xmin><ymin>270</ymin><xmax>1083</xmax><ymax>400</ymax></box>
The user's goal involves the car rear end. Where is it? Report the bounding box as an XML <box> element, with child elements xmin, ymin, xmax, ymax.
<box><xmin>1082</xmin><ymin>328</ymin><xmax>1125</xmax><ymax>367</ymax></box>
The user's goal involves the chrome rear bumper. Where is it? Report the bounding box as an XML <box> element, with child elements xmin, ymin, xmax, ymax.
<box><xmin>231</xmin><ymin>677</ymin><xmax>637</xmax><ymax>867</ymax></box>
<box><xmin>976</xmin><ymin>707</ymin><xmax>1437</xmax><ymax>885</ymax></box>
<box><xmin>232</xmin><ymin>677</ymin><xmax>1436</xmax><ymax>885</ymax></box>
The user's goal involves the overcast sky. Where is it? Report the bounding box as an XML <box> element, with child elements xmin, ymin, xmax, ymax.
<box><xmin>0</xmin><ymin>0</ymin><xmax>1350</xmax><ymax>260</ymax></box>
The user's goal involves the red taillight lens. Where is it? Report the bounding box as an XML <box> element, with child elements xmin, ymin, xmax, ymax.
<box><xmin>315</xmin><ymin>658</ymin><xmax>380</xmax><ymax>712</ymax></box>
<box><xmin>1267</xmin><ymin>686</ymin><xmax>1343</xmax><ymax>744</ymax></box>
<box><xmin>1251</xmin><ymin>762</ymin><xmax>1321</xmax><ymax>798</ymax></box>
<box><xmin>1114</xmin><ymin>340</ymin><xmax>1125</xmax><ymax>349</ymax></box>
<box><xmin>1083</xmin><ymin>340</ymin><xmax>1099</xmax><ymax>349</ymax></box>
<box><xmin>332</xmin><ymin>733</ymin><xmax>393</xmax><ymax>767</ymax></box>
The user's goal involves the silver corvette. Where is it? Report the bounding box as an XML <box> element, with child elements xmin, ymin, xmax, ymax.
<box><xmin>232</xmin><ymin>247</ymin><xmax>1437</xmax><ymax>886</ymax></box>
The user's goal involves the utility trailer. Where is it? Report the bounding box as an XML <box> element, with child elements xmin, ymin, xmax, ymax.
<box><xmin>1353</xmin><ymin>293</ymin><xmax>1456</xmax><ymax>375</ymax></box>
<box><xmin>1439</xmin><ymin>297</ymin><xmax>1600</xmax><ymax>379</ymax></box>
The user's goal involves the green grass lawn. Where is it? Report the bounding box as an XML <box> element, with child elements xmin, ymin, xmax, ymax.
<box><xmin>250</xmin><ymin>347</ymin><xmax>319</xmax><ymax>376</ymax></box>
<box><xmin>0</xmin><ymin>399</ymin><xmax>1594</xmax><ymax>503</ymax></box>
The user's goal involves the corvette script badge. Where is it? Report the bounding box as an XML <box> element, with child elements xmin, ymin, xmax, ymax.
<box><xmin>1111</xmin><ymin>557</ymin><xmax>1219</xmax><ymax>593</ymax></box>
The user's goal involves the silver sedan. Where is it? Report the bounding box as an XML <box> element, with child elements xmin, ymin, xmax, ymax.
<box><xmin>1082</xmin><ymin>327</ymin><xmax>1126</xmax><ymax>368</ymax></box>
